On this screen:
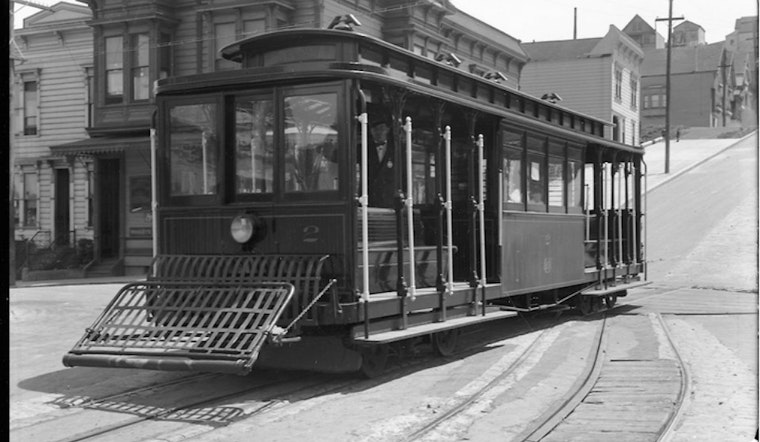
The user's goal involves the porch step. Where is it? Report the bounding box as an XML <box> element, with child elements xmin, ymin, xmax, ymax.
<box><xmin>86</xmin><ymin>258</ymin><xmax>119</xmax><ymax>277</ymax></box>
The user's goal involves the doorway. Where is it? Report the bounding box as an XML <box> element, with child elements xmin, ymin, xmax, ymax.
<box><xmin>99</xmin><ymin>159</ymin><xmax>121</xmax><ymax>258</ymax></box>
<box><xmin>54</xmin><ymin>168</ymin><xmax>70</xmax><ymax>245</ymax></box>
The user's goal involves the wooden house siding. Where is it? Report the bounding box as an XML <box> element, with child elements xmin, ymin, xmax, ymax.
<box><xmin>521</xmin><ymin>57</ymin><xmax>612</xmax><ymax>120</ymax></box>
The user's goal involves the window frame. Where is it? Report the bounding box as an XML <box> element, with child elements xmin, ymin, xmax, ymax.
<box><xmin>22</xmin><ymin>78</ymin><xmax>39</xmax><ymax>136</ymax></box>
<box><xmin>525</xmin><ymin>134</ymin><xmax>548</xmax><ymax>213</ymax></box>
<box><xmin>230</xmin><ymin>91</ymin><xmax>277</xmax><ymax>202</ymax></box>
<box><xmin>104</xmin><ymin>35</ymin><xmax>124</xmax><ymax>104</ymax></box>
<box><xmin>501</xmin><ymin>127</ymin><xmax>525</xmax><ymax>211</ymax></box>
<box><xmin>131</xmin><ymin>33</ymin><xmax>151</xmax><ymax>101</ymax></box>
<box><xmin>279</xmin><ymin>82</ymin><xmax>344</xmax><ymax>202</ymax></box>
<box><xmin>614</xmin><ymin>65</ymin><xmax>623</xmax><ymax>102</ymax></box>
<box><xmin>163</xmin><ymin>94</ymin><xmax>224</xmax><ymax>206</ymax></box>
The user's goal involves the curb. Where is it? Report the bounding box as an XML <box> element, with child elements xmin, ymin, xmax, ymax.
<box><xmin>645</xmin><ymin>130</ymin><xmax>757</xmax><ymax>194</ymax></box>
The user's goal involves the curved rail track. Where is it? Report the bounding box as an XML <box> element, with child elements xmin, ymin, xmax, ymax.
<box><xmin>517</xmin><ymin>312</ymin><xmax>690</xmax><ymax>442</ymax></box>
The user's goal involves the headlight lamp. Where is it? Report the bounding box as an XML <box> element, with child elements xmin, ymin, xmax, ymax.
<box><xmin>230</xmin><ymin>215</ymin><xmax>256</xmax><ymax>244</ymax></box>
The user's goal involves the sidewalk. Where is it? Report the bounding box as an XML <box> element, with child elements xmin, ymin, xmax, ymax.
<box><xmin>10</xmin><ymin>130</ymin><xmax>757</xmax><ymax>289</ymax></box>
<box><xmin>644</xmin><ymin>130</ymin><xmax>757</xmax><ymax>191</ymax></box>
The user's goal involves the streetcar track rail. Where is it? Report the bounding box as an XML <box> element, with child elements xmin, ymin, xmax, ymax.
<box><xmin>401</xmin><ymin>327</ymin><xmax>558</xmax><ymax>442</ymax></box>
<box><xmin>55</xmin><ymin>375</ymin><xmax>327</xmax><ymax>442</ymax></box>
<box><xmin>515</xmin><ymin>311</ymin><xmax>690</xmax><ymax>441</ymax></box>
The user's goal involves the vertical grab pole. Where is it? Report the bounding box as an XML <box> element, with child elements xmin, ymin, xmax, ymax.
<box><xmin>359</xmin><ymin>112</ymin><xmax>370</xmax><ymax>304</ymax></box>
<box><xmin>150</xmin><ymin>112</ymin><xmax>158</xmax><ymax>272</ymax></box>
<box><xmin>477</xmin><ymin>135</ymin><xmax>487</xmax><ymax>316</ymax></box>
<box><xmin>617</xmin><ymin>163</ymin><xmax>624</xmax><ymax>270</ymax></box>
<box><xmin>641</xmin><ymin>159</ymin><xmax>648</xmax><ymax>280</ymax></box>
<box><xmin>404</xmin><ymin>117</ymin><xmax>417</xmax><ymax>301</ymax></box>
<box><xmin>356</xmin><ymin>89</ymin><xmax>370</xmax><ymax>338</ymax></box>
<box><xmin>444</xmin><ymin>126</ymin><xmax>454</xmax><ymax>296</ymax></box>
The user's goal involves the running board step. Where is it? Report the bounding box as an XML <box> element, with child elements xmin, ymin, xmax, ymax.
<box><xmin>581</xmin><ymin>280</ymin><xmax>651</xmax><ymax>297</ymax></box>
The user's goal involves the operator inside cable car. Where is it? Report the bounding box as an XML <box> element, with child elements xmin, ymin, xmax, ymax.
<box><xmin>362</xmin><ymin>109</ymin><xmax>396</xmax><ymax>208</ymax></box>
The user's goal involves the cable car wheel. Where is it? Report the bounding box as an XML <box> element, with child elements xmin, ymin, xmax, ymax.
<box><xmin>359</xmin><ymin>344</ymin><xmax>389</xmax><ymax>378</ymax></box>
<box><xmin>605</xmin><ymin>294</ymin><xmax>618</xmax><ymax>308</ymax></box>
<box><xmin>431</xmin><ymin>328</ymin><xmax>460</xmax><ymax>357</ymax></box>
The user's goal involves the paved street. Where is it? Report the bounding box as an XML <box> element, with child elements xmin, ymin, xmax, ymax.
<box><xmin>9</xmin><ymin>131</ymin><xmax>758</xmax><ymax>441</ymax></box>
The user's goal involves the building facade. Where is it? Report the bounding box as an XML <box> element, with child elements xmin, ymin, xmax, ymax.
<box><xmin>520</xmin><ymin>26</ymin><xmax>644</xmax><ymax>145</ymax></box>
<box><xmin>12</xmin><ymin>3</ymin><xmax>94</xmax><ymax>261</ymax></box>
<box><xmin>622</xmin><ymin>14</ymin><xmax>664</xmax><ymax>50</ymax></box>
<box><xmin>37</xmin><ymin>0</ymin><xmax>528</xmax><ymax>276</ymax></box>
<box><xmin>672</xmin><ymin>20</ymin><xmax>706</xmax><ymax>47</ymax></box>
<box><xmin>640</xmin><ymin>42</ymin><xmax>736</xmax><ymax>136</ymax></box>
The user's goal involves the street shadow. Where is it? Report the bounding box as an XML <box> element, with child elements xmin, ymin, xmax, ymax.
<box><xmin>14</xmin><ymin>306</ymin><xmax>608</xmax><ymax>427</ymax></box>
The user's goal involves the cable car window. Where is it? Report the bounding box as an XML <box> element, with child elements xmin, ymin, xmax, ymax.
<box><xmin>548</xmin><ymin>156</ymin><xmax>564</xmax><ymax>207</ymax></box>
<box><xmin>283</xmin><ymin>92</ymin><xmax>340</xmax><ymax>193</ymax></box>
<box><xmin>526</xmin><ymin>136</ymin><xmax>546</xmax><ymax>208</ymax></box>
<box><xmin>235</xmin><ymin>96</ymin><xmax>274</xmax><ymax>194</ymax></box>
<box><xmin>548</xmin><ymin>141</ymin><xmax>566</xmax><ymax>209</ymax></box>
<box><xmin>169</xmin><ymin>103</ymin><xmax>218</xmax><ymax>196</ymax></box>
<box><xmin>568</xmin><ymin>146</ymin><xmax>583</xmax><ymax>211</ymax></box>
<box><xmin>502</xmin><ymin>130</ymin><xmax>523</xmax><ymax>206</ymax></box>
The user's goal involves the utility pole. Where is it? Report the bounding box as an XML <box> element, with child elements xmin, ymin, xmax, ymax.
<box><xmin>720</xmin><ymin>49</ymin><xmax>730</xmax><ymax>126</ymax></box>
<box><xmin>656</xmin><ymin>1</ymin><xmax>684</xmax><ymax>174</ymax></box>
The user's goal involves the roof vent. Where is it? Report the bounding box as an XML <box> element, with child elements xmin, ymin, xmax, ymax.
<box><xmin>327</xmin><ymin>14</ymin><xmax>361</xmax><ymax>31</ymax></box>
<box><xmin>541</xmin><ymin>92</ymin><xmax>563</xmax><ymax>103</ymax></box>
<box><xmin>435</xmin><ymin>52</ymin><xmax>462</xmax><ymax>68</ymax></box>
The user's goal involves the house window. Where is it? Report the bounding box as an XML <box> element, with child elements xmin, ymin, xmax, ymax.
<box><xmin>158</xmin><ymin>33</ymin><xmax>172</xmax><ymax>80</ymax></box>
<box><xmin>23</xmin><ymin>80</ymin><xmax>38</xmax><ymax>135</ymax></box>
<box><xmin>630</xmin><ymin>77</ymin><xmax>638</xmax><ymax>110</ymax></box>
<box><xmin>105</xmin><ymin>36</ymin><xmax>124</xmax><ymax>103</ymax></box>
<box><xmin>14</xmin><ymin>171</ymin><xmax>38</xmax><ymax>227</ymax></box>
<box><xmin>131</xmin><ymin>34</ymin><xmax>150</xmax><ymax>101</ymax></box>
<box><xmin>85</xmin><ymin>67</ymin><xmax>94</xmax><ymax>126</ymax></box>
<box><xmin>614</xmin><ymin>67</ymin><xmax>623</xmax><ymax>101</ymax></box>
<box><xmin>215</xmin><ymin>22</ymin><xmax>237</xmax><ymax>71</ymax></box>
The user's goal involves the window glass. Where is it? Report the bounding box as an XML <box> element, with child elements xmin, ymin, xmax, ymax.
<box><xmin>23</xmin><ymin>172</ymin><xmax>38</xmax><ymax>227</ymax></box>
<box><xmin>215</xmin><ymin>23</ymin><xmax>237</xmax><ymax>71</ymax></box>
<box><xmin>13</xmin><ymin>173</ymin><xmax>22</xmax><ymax>226</ymax></box>
<box><xmin>502</xmin><ymin>130</ymin><xmax>523</xmax><ymax>204</ymax></box>
<box><xmin>105</xmin><ymin>36</ymin><xmax>123</xmax><ymax>102</ymax></box>
<box><xmin>23</xmin><ymin>80</ymin><xmax>38</xmax><ymax>135</ymax></box>
<box><xmin>132</xmin><ymin>34</ymin><xmax>150</xmax><ymax>100</ymax></box>
<box><xmin>169</xmin><ymin>103</ymin><xmax>218</xmax><ymax>196</ymax></box>
<box><xmin>412</xmin><ymin>128</ymin><xmax>437</xmax><ymax>204</ymax></box>
<box><xmin>235</xmin><ymin>96</ymin><xmax>274</xmax><ymax>194</ymax></box>
<box><xmin>568</xmin><ymin>160</ymin><xmax>582</xmax><ymax>209</ymax></box>
<box><xmin>528</xmin><ymin>155</ymin><xmax>546</xmax><ymax>205</ymax></box>
<box><xmin>283</xmin><ymin>92</ymin><xmax>340</xmax><ymax>192</ymax></box>
<box><xmin>548</xmin><ymin>157</ymin><xmax>564</xmax><ymax>207</ymax></box>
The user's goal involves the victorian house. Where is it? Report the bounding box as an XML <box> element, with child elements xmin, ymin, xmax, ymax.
<box><xmin>34</xmin><ymin>0</ymin><xmax>528</xmax><ymax>277</ymax></box>
<box><xmin>519</xmin><ymin>26</ymin><xmax>644</xmax><ymax>145</ymax></box>
<box><xmin>12</xmin><ymin>2</ymin><xmax>94</xmax><ymax>273</ymax></box>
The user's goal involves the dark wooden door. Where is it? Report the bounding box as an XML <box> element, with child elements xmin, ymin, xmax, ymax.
<box><xmin>55</xmin><ymin>168</ymin><xmax>70</xmax><ymax>245</ymax></box>
<box><xmin>99</xmin><ymin>159</ymin><xmax>120</xmax><ymax>258</ymax></box>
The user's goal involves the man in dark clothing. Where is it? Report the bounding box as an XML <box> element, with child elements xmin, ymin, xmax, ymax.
<box><xmin>365</xmin><ymin>119</ymin><xmax>396</xmax><ymax>207</ymax></box>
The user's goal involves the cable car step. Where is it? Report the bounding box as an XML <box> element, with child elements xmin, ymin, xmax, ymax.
<box><xmin>63</xmin><ymin>281</ymin><xmax>295</xmax><ymax>375</ymax></box>
<box><xmin>581</xmin><ymin>280</ymin><xmax>651</xmax><ymax>297</ymax></box>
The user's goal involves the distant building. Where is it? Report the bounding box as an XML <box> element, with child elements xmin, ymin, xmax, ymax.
<box><xmin>520</xmin><ymin>26</ymin><xmax>644</xmax><ymax>145</ymax></box>
<box><xmin>11</xmin><ymin>3</ymin><xmax>94</xmax><ymax>256</ymax></box>
<box><xmin>623</xmin><ymin>14</ymin><xmax>665</xmax><ymax>49</ymax></box>
<box><xmin>640</xmin><ymin>42</ymin><xmax>735</xmax><ymax>136</ymax></box>
<box><xmin>672</xmin><ymin>20</ymin><xmax>706</xmax><ymax>47</ymax></box>
<box><xmin>35</xmin><ymin>0</ymin><xmax>529</xmax><ymax>277</ymax></box>
<box><xmin>725</xmin><ymin>16</ymin><xmax>758</xmax><ymax>126</ymax></box>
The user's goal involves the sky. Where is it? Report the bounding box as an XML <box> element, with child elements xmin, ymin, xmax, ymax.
<box><xmin>13</xmin><ymin>0</ymin><xmax>759</xmax><ymax>44</ymax></box>
<box><xmin>452</xmin><ymin>0</ymin><xmax>758</xmax><ymax>44</ymax></box>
